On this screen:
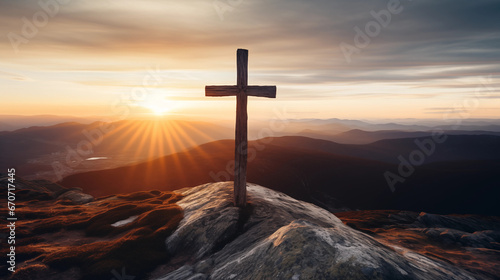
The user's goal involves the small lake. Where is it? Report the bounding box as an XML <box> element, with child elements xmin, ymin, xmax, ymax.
<box><xmin>85</xmin><ymin>157</ymin><xmax>109</xmax><ymax>161</ymax></box>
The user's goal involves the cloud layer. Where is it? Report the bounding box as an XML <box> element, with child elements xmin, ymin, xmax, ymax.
<box><xmin>1</xmin><ymin>0</ymin><xmax>499</xmax><ymax>118</ymax></box>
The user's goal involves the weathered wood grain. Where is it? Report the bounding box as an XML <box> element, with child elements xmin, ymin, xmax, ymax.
<box><xmin>205</xmin><ymin>86</ymin><xmax>238</xmax><ymax>96</ymax></box>
<box><xmin>247</xmin><ymin>86</ymin><xmax>276</xmax><ymax>98</ymax></box>
<box><xmin>205</xmin><ymin>49</ymin><xmax>277</xmax><ymax>207</ymax></box>
<box><xmin>205</xmin><ymin>86</ymin><xmax>276</xmax><ymax>98</ymax></box>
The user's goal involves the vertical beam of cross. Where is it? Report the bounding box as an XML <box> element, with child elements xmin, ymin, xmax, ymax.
<box><xmin>235</xmin><ymin>49</ymin><xmax>248</xmax><ymax>207</ymax></box>
<box><xmin>206</xmin><ymin>49</ymin><xmax>277</xmax><ymax>207</ymax></box>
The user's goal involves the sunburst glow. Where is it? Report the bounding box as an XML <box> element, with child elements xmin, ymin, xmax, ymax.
<box><xmin>137</xmin><ymin>92</ymin><xmax>173</xmax><ymax>116</ymax></box>
<box><xmin>145</xmin><ymin>103</ymin><xmax>170</xmax><ymax>116</ymax></box>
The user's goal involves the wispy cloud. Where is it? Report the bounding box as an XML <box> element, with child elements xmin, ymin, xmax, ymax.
<box><xmin>1</xmin><ymin>0</ymin><xmax>499</xmax><ymax>118</ymax></box>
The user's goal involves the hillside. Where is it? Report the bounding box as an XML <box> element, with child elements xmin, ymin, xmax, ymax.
<box><xmin>266</xmin><ymin>135</ymin><xmax>500</xmax><ymax>164</ymax></box>
<box><xmin>60</xmin><ymin>136</ymin><xmax>500</xmax><ymax>215</ymax></box>
<box><xmin>60</xmin><ymin>139</ymin><xmax>395</xmax><ymax>209</ymax></box>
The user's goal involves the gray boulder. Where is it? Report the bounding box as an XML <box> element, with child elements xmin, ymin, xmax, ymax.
<box><xmin>157</xmin><ymin>182</ymin><xmax>478</xmax><ymax>280</ymax></box>
<box><xmin>57</xmin><ymin>190</ymin><xmax>94</xmax><ymax>205</ymax></box>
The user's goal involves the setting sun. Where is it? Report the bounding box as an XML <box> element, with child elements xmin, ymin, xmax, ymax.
<box><xmin>136</xmin><ymin>93</ymin><xmax>173</xmax><ymax>116</ymax></box>
<box><xmin>144</xmin><ymin>103</ymin><xmax>169</xmax><ymax>116</ymax></box>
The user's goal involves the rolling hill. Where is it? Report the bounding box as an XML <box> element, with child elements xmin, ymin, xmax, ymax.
<box><xmin>298</xmin><ymin>128</ymin><xmax>500</xmax><ymax>144</ymax></box>
<box><xmin>266</xmin><ymin>135</ymin><xmax>500</xmax><ymax>164</ymax></box>
<box><xmin>0</xmin><ymin>119</ymin><xmax>233</xmax><ymax>180</ymax></box>
<box><xmin>60</xmin><ymin>135</ymin><xmax>500</xmax><ymax>215</ymax></box>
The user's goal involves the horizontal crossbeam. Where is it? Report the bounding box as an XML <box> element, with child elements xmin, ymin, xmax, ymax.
<box><xmin>205</xmin><ymin>86</ymin><xmax>238</xmax><ymax>96</ymax></box>
<box><xmin>205</xmin><ymin>85</ymin><xmax>276</xmax><ymax>98</ymax></box>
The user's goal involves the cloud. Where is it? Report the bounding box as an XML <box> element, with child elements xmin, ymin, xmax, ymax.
<box><xmin>1</xmin><ymin>0</ymin><xmax>499</xmax><ymax>117</ymax></box>
<box><xmin>0</xmin><ymin>70</ymin><xmax>33</xmax><ymax>81</ymax></box>
<box><xmin>2</xmin><ymin>0</ymin><xmax>499</xmax><ymax>70</ymax></box>
<box><xmin>424</xmin><ymin>107</ymin><xmax>470</xmax><ymax>115</ymax></box>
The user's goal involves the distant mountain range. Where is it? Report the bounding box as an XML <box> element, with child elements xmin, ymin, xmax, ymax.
<box><xmin>0</xmin><ymin>114</ymin><xmax>105</xmax><ymax>131</ymax></box>
<box><xmin>298</xmin><ymin>128</ymin><xmax>500</xmax><ymax>144</ymax></box>
<box><xmin>265</xmin><ymin>135</ymin><xmax>500</xmax><ymax>164</ymax></box>
<box><xmin>282</xmin><ymin>118</ymin><xmax>500</xmax><ymax>135</ymax></box>
<box><xmin>60</xmin><ymin>135</ymin><xmax>500</xmax><ymax>215</ymax></box>
<box><xmin>0</xmin><ymin>119</ymin><xmax>232</xmax><ymax>180</ymax></box>
<box><xmin>2</xmin><ymin>117</ymin><xmax>500</xmax><ymax>180</ymax></box>
<box><xmin>2</xmin><ymin>117</ymin><xmax>499</xmax><ymax>215</ymax></box>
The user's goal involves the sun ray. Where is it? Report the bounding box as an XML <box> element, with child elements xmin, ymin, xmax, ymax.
<box><xmin>119</xmin><ymin>122</ymin><xmax>151</xmax><ymax>156</ymax></box>
<box><xmin>83</xmin><ymin>117</ymin><xmax>224</xmax><ymax>189</ymax></box>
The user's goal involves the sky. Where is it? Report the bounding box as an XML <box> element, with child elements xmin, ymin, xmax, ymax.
<box><xmin>1</xmin><ymin>0</ymin><xmax>499</xmax><ymax>121</ymax></box>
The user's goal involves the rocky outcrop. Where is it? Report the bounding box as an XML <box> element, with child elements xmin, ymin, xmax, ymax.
<box><xmin>4</xmin><ymin>178</ymin><xmax>498</xmax><ymax>280</ymax></box>
<box><xmin>337</xmin><ymin>209</ymin><xmax>500</xmax><ymax>279</ymax></box>
<box><xmin>156</xmin><ymin>182</ymin><xmax>479</xmax><ymax>280</ymax></box>
<box><xmin>0</xmin><ymin>176</ymin><xmax>94</xmax><ymax>203</ymax></box>
<box><xmin>4</xmin><ymin>187</ymin><xmax>183</xmax><ymax>280</ymax></box>
<box><xmin>57</xmin><ymin>190</ymin><xmax>94</xmax><ymax>204</ymax></box>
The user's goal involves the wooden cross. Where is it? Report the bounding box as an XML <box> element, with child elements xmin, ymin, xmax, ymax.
<box><xmin>206</xmin><ymin>49</ymin><xmax>277</xmax><ymax>207</ymax></box>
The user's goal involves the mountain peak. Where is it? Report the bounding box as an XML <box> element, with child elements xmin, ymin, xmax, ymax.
<box><xmin>6</xmin><ymin>180</ymin><xmax>498</xmax><ymax>279</ymax></box>
<box><xmin>159</xmin><ymin>182</ymin><xmax>476</xmax><ymax>280</ymax></box>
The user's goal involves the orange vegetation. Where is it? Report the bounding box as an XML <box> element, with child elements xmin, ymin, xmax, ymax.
<box><xmin>8</xmin><ymin>191</ymin><xmax>183</xmax><ymax>280</ymax></box>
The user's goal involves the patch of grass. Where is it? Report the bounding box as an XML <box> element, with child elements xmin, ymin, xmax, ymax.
<box><xmin>117</xmin><ymin>191</ymin><xmax>157</xmax><ymax>201</ymax></box>
<box><xmin>32</xmin><ymin>190</ymin><xmax>185</xmax><ymax>280</ymax></box>
<box><xmin>10</xmin><ymin>264</ymin><xmax>51</xmax><ymax>280</ymax></box>
<box><xmin>44</xmin><ymin>206</ymin><xmax>183</xmax><ymax>279</ymax></box>
<box><xmin>16</xmin><ymin>245</ymin><xmax>46</xmax><ymax>263</ymax></box>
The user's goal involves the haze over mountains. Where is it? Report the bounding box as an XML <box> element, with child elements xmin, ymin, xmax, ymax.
<box><xmin>283</xmin><ymin>118</ymin><xmax>500</xmax><ymax>144</ymax></box>
<box><xmin>303</xmin><ymin>128</ymin><xmax>500</xmax><ymax>144</ymax></box>
<box><xmin>2</xmin><ymin>116</ymin><xmax>500</xmax><ymax>179</ymax></box>
<box><xmin>2</xmin><ymin>116</ymin><xmax>499</xmax><ymax>216</ymax></box>
<box><xmin>0</xmin><ymin>115</ymin><xmax>106</xmax><ymax>131</ymax></box>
